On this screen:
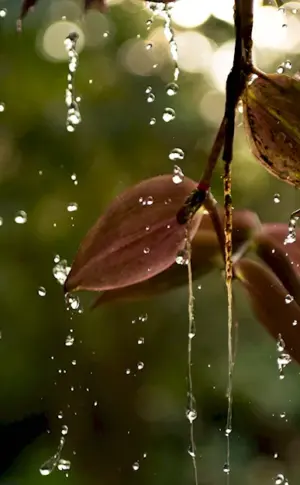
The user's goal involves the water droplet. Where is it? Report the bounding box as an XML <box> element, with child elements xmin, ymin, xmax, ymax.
<box><xmin>0</xmin><ymin>102</ymin><xmax>5</xmax><ymax>112</ymax></box>
<box><xmin>53</xmin><ymin>260</ymin><xmax>71</xmax><ymax>285</ymax></box>
<box><xmin>125</xmin><ymin>368</ymin><xmax>131</xmax><ymax>375</ymax></box>
<box><xmin>149</xmin><ymin>117</ymin><xmax>156</xmax><ymax>125</ymax></box>
<box><xmin>0</xmin><ymin>8</ymin><xmax>7</xmax><ymax>17</ymax></box>
<box><xmin>285</xmin><ymin>60</ymin><xmax>292</xmax><ymax>69</ymax></box>
<box><xmin>38</xmin><ymin>286</ymin><xmax>46</xmax><ymax>297</ymax></box>
<box><xmin>57</xmin><ymin>459</ymin><xmax>71</xmax><ymax>471</ymax></box>
<box><xmin>274</xmin><ymin>473</ymin><xmax>289</xmax><ymax>484</ymax></box>
<box><xmin>67</xmin><ymin>202</ymin><xmax>78</xmax><ymax>212</ymax></box>
<box><xmin>58</xmin><ymin>410</ymin><xmax>64</xmax><ymax>419</ymax></box>
<box><xmin>139</xmin><ymin>313</ymin><xmax>148</xmax><ymax>322</ymax></box>
<box><xmin>138</xmin><ymin>337</ymin><xmax>144</xmax><ymax>345</ymax></box>
<box><xmin>146</xmin><ymin>196</ymin><xmax>153</xmax><ymax>205</ymax></box>
<box><xmin>187</xmin><ymin>446</ymin><xmax>196</xmax><ymax>457</ymax></box>
<box><xmin>293</xmin><ymin>320</ymin><xmax>298</xmax><ymax>326</ymax></box>
<box><xmin>14</xmin><ymin>210</ymin><xmax>27</xmax><ymax>224</ymax></box>
<box><xmin>285</xmin><ymin>294</ymin><xmax>294</xmax><ymax>304</ymax></box>
<box><xmin>162</xmin><ymin>107</ymin><xmax>175</xmax><ymax>122</ymax></box>
<box><xmin>147</xmin><ymin>93</ymin><xmax>155</xmax><ymax>103</ymax></box>
<box><xmin>103</xmin><ymin>31</ymin><xmax>109</xmax><ymax>38</ymax></box>
<box><xmin>279</xmin><ymin>411</ymin><xmax>286</xmax><ymax>419</ymax></box>
<box><xmin>274</xmin><ymin>193</ymin><xmax>281</xmax><ymax>203</ymax></box>
<box><xmin>176</xmin><ymin>249</ymin><xmax>188</xmax><ymax>265</ymax></box>
<box><xmin>225</xmin><ymin>426</ymin><xmax>232</xmax><ymax>436</ymax></box>
<box><xmin>172</xmin><ymin>165</ymin><xmax>184</xmax><ymax>184</ymax></box>
<box><xmin>166</xmin><ymin>82</ymin><xmax>178</xmax><ymax>96</ymax></box>
<box><xmin>143</xmin><ymin>247</ymin><xmax>150</xmax><ymax>254</ymax></box>
<box><xmin>137</xmin><ymin>361</ymin><xmax>144</xmax><ymax>370</ymax></box>
<box><xmin>186</xmin><ymin>408</ymin><xmax>197</xmax><ymax>422</ymax></box>
<box><xmin>223</xmin><ymin>463</ymin><xmax>230</xmax><ymax>474</ymax></box>
<box><xmin>145</xmin><ymin>42</ymin><xmax>152</xmax><ymax>50</ymax></box>
<box><xmin>66</xmin><ymin>294</ymin><xmax>81</xmax><ymax>311</ymax></box>
<box><xmin>65</xmin><ymin>334</ymin><xmax>75</xmax><ymax>347</ymax></box>
<box><xmin>61</xmin><ymin>425</ymin><xmax>68</xmax><ymax>435</ymax></box>
<box><xmin>146</xmin><ymin>18</ymin><xmax>153</xmax><ymax>29</ymax></box>
<box><xmin>132</xmin><ymin>461</ymin><xmax>140</xmax><ymax>471</ymax></box>
<box><xmin>169</xmin><ymin>147</ymin><xmax>184</xmax><ymax>161</ymax></box>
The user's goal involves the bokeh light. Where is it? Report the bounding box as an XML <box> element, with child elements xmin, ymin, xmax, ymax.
<box><xmin>170</xmin><ymin>0</ymin><xmax>212</xmax><ymax>29</ymax></box>
<box><xmin>39</xmin><ymin>20</ymin><xmax>85</xmax><ymax>62</ymax></box>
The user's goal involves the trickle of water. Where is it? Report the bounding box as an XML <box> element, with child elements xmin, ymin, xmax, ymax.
<box><xmin>166</xmin><ymin>82</ymin><xmax>178</xmax><ymax>96</ymax></box>
<box><xmin>169</xmin><ymin>147</ymin><xmax>184</xmax><ymax>161</ymax></box>
<box><xmin>64</xmin><ymin>32</ymin><xmax>81</xmax><ymax>133</ymax></box>
<box><xmin>162</xmin><ymin>107</ymin><xmax>175</xmax><ymax>123</ymax></box>
<box><xmin>132</xmin><ymin>461</ymin><xmax>140</xmax><ymax>471</ymax></box>
<box><xmin>65</xmin><ymin>334</ymin><xmax>75</xmax><ymax>347</ymax></box>
<box><xmin>67</xmin><ymin>202</ymin><xmax>78</xmax><ymax>212</ymax></box>
<box><xmin>176</xmin><ymin>248</ymin><xmax>189</xmax><ymax>265</ymax></box>
<box><xmin>285</xmin><ymin>294</ymin><xmax>294</xmax><ymax>304</ymax></box>
<box><xmin>0</xmin><ymin>102</ymin><xmax>5</xmax><ymax>112</ymax></box>
<box><xmin>38</xmin><ymin>286</ymin><xmax>47</xmax><ymax>297</ymax></box>
<box><xmin>14</xmin><ymin>210</ymin><xmax>27</xmax><ymax>224</ymax></box>
<box><xmin>172</xmin><ymin>165</ymin><xmax>184</xmax><ymax>184</ymax></box>
<box><xmin>274</xmin><ymin>193</ymin><xmax>281</xmax><ymax>204</ymax></box>
<box><xmin>223</xmin><ymin>463</ymin><xmax>230</xmax><ymax>474</ymax></box>
<box><xmin>160</xmin><ymin>3</ymin><xmax>179</xmax><ymax>82</ymax></box>
<box><xmin>39</xmin><ymin>437</ymin><xmax>65</xmax><ymax>476</ymax></box>
<box><xmin>53</xmin><ymin>259</ymin><xmax>71</xmax><ymax>285</ymax></box>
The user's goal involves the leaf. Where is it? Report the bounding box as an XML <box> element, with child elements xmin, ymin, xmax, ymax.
<box><xmin>93</xmin><ymin>209</ymin><xmax>261</xmax><ymax>306</ymax></box>
<box><xmin>65</xmin><ymin>175</ymin><xmax>202</xmax><ymax>293</ymax></box>
<box><xmin>235</xmin><ymin>258</ymin><xmax>300</xmax><ymax>365</ymax></box>
<box><xmin>19</xmin><ymin>0</ymin><xmax>38</xmax><ymax>21</ymax></box>
<box><xmin>254</xmin><ymin>231</ymin><xmax>300</xmax><ymax>307</ymax></box>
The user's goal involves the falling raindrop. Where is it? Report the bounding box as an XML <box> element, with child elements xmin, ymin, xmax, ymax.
<box><xmin>57</xmin><ymin>459</ymin><xmax>71</xmax><ymax>471</ymax></box>
<box><xmin>169</xmin><ymin>148</ymin><xmax>184</xmax><ymax>161</ymax></box>
<box><xmin>67</xmin><ymin>202</ymin><xmax>78</xmax><ymax>212</ymax></box>
<box><xmin>65</xmin><ymin>334</ymin><xmax>75</xmax><ymax>347</ymax></box>
<box><xmin>147</xmin><ymin>93</ymin><xmax>155</xmax><ymax>103</ymax></box>
<box><xmin>61</xmin><ymin>425</ymin><xmax>68</xmax><ymax>436</ymax></box>
<box><xmin>138</xmin><ymin>337</ymin><xmax>144</xmax><ymax>345</ymax></box>
<box><xmin>145</xmin><ymin>42</ymin><xmax>152</xmax><ymax>50</ymax></box>
<box><xmin>125</xmin><ymin>368</ymin><xmax>131</xmax><ymax>375</ymax></box>
<box><xmin>149</xmin><ymin>117</ymin><xmax>156</xmax><ymax>125</ymax></box>
<box><xmin>38</xmin><ymin>286</ymin><xmax>47</xmax><ymax>297</ymax></box>
<box><xmin>64</xmin><ymin>32</ymin><xmax>81</xmax><ymax>133</ymax></box>
<box><xmin>66</xmin><ymin>294</ymin><xmax>81</xmax><ymax>311</ymax></box>
<box><xmin>292</xmin><ymin>320</ymin><xmax>298</xmax><ymax>326</ymax></box>
<box><xmin>285</xmin><ymin>215</ymin><xmax>298</xmax><ymax>245</ymax></box>
<box><xmin>162</xmin><ymin>107</ymin><xmax>175</xmax><ymax>122</ymax></box>
<box><xmin>223</xmin><ymin>463</ymin><xmax>230</xmax><ymax>474</ymax></box>
<box><xmin>274</xmin><ymin>473</ymin><xmax>289</xmax><ymax>484</ymax></box>
<box><xmin>53</xmin><ymin>259</ymin><xmax>71</xmax><ymax>285</ymax></box>
<box><xmin>132</xmin><ymin>461</ymin><xmax>140</xmax><ymax>471</ymax></box>
<box><xmin>160</xmin><ymin>3</ymin><xmax>179</xmax><ymax>82</ymax></box>
<box><xmin>71</xmin><ymin>173</ymin><xmax>78</xmax><ymax>185</ymax></box>
<box><xmin>172</xmin><ymin>165</ymin><xmax>184</xmax><ymax>184</ymax></box>
<box><xmin>14</xmin><ymin>210</ymin><xmax>27</xmax><ymax>224</ymax></box>
<box><xmin>276</xmin><ymin>334</ymin><xmax>291</xmax><ymax>379</ymax></box>
<box><xmin>137</xmin><ymin>361</ymin><xmax>144</xmax><ymax>370</ymax></box>
<box><xmin>274</xmin><ymin>193</ymin><xmax>281</xmax><ymax>204</ymax></box>
<box><xmin>166</xmin><ymin>82</ymin><xmax>178</xmax><ymax>96</ymax></box>
<box><xmin>139</xmin><ymin>313</ymin><xmax>148</xmax><ymax>323</ymax></box>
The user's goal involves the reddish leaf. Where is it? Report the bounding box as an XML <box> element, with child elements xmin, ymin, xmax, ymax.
<box><xmin>235</xmin><ymin>258</ymin><xmax>300</xmax><ymax>365</ymax></box>
<box><xmin>261</xmin><ymin>223</ymin><xmax>300</xmax><ymax>275</ymax></box>
<box><xmin>65</xmin><ymin>175</ymin><xmax>202</xmax><ymax>293</ymax></box>
<box><xmin>19</xmin><ymin>0</ymin><xmax>38</xmax><ymax>21</ymax></box>
<box><xmin>93</xmin><ymin>209</ymin><xmax>261</xmax><ymax>306</ymax></box>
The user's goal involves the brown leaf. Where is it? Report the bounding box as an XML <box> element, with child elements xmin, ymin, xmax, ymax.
<box><xmin>254</xmin><ymin>231</ymin><xmax>300</xmax><ymax>307</ymax></box>
<box><xmin>243</xmin><ymin>73</ymin><xmax>300</xmax><ymax>187</ymax></box>
<box><xmin>19</xmin><ymin>0</ymin><xmax>38</xmax><ymax>21</ymax></box>
<box><xmin>65</xmin><ymin>175</ymin><xmax>202</xmax><ymax>293</ymax></box>
<box><xmin>235</xmin><ymin>258</ymin><xmax>300</xmax><ymax>365</ymax></box>
<box><xmin>94</xmin><ymin>209</ymin><xmax>261</xmax><ymax>306</ymax></box>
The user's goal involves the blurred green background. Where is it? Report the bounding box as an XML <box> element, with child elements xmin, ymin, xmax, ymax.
<box><xmin>1</xmin><ymin>0</ymin><xmax>300</xmax><ymax>484</ymax></box>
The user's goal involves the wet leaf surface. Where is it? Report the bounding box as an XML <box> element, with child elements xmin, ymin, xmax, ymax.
<box><xmin>65</xmin><ymin>175</ymin><xmax>202</xmax><ymax>293</ymax></box>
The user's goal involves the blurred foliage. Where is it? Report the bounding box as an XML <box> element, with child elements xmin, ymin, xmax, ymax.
<box><xmin>1</xmin><ymin>1</ymin><xmax>300</xmax><ymax>485</ymax></box>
